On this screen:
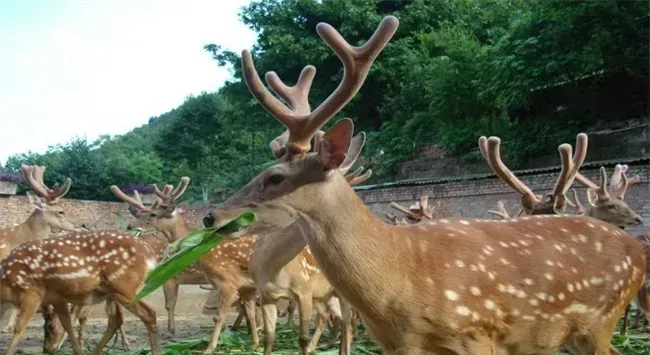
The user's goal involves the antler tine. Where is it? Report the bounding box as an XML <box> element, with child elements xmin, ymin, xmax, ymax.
<box><xmin>390</xmin><ymin>202</ymin><xmax>418</xmax><ymax>220</ymax></box>
<box><xmin>610</xmin><ymin>164</ymin><xmax>640</xmax><ymax>200</ymax></box>
<box><xmin>484</xmin><ymin>137</ymin><xmax>541</xmax><ymax>213</ymax></box>
<box><xmin>567</xmin><ymin>188</ymin><xmax>586</xmax><ymax>215</ymax></box>
<box><xmin>550</xmin><ymin>133</ymin><xmax>588</xmax><ymax>201</ymax></box>
<box><xmin>21</xmin><ymin>165</ymin><xmax>51</xmax><ymax>199</ymax></box>
<box><xmin>339</xmin><ymin>132</ymin><xmax>366</xmax><ymax>174</ymax></box>
<box><xmin>347</xmin><ymin>168</ymin><xmax>372</xmax><ymax>186</ymax></box>
<box><xmin>488</xmin><ymin>200</ymin><xmax>511</xmax><ymax>219</ymax></box>
<box><xmin>266</xmin><ymin>66</ymin><xmax>316</xmax><ymax>115</ymax></box>
<box><xmin>110</xmin><ymin>186</ymin><xmax>150</xmax><ymax>212</ymax></box>
<box><xmin>419</xmin><ymin>196</ymin><xmax>429</xmax><ymax>212</ymax></box>
<box><xmin>170</xmin><ymin>177</ymin><xmax>191</xmax><ymax>201</ymax></box>
<box><xmin>242</xmin><ymin>16</ymin><xmax>398</xmax><ymax>158</ymax></box>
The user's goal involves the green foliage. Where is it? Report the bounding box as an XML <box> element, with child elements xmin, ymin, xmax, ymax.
<box><xmin>4</xmin><ymin>0</ymin><xmax>647</xmax><ymax>198</ymax></box>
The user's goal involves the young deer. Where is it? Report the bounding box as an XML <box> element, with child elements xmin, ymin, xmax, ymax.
<box><xmin>127</xmin><ymin>177</ymin><xmax>260</xmax><ymax>354</ymax></box>
<box><xmin>247</xmin><ymin>132</ymin><xmax>372</xmax><ymax>355</ymax></box>
<box><xmin>0</xmin><ymin>230</ymin><xmax>161</xmax><ymax>355</ymax></box>
<box><xmin>203</xmin><ymin>15</ymin><xmax>649</xmax><ymax>354</ymax></box>
<box><xmin>1</xmin><ymin>165</ymin><xmax>83</xmax><ymax>333</ymax></box>
<box><xmin>386</xmin><ymin>195</ymin><xmax>440</xmax><ymax>225</ymax></box>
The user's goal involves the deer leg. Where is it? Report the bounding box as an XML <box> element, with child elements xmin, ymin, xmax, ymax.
<box><xmin>118</xmin><ymin>299</ymin><xmax>160</xmax><ymax>355</ymax></box>
<box><xmin>286</xmin><ymin>298</ymin><xmax>296</xmax><ymax>327</ymax></box>
<box><xmin>5</xmin><ymin>296</ymin><xmax>42</xmax><ymax>355</ymax></box>
<box><xmin>0</xmin><ymin>303</ymin><xmax>18</xmax><ymax>333</ymax></box>
<box><xmin>255</xmin><ymin>304</ymin><xmax>264</xmax><ymax>330</ymax></box>
<box><xmin>203</xmin><ymin>284</ymin><xmax>238</xmax><ymax>355</ymax></box>
<box><xmin>89</xmin><ymin>300</ymin><xmax>124</xmax><ymax>355</ymax></box>
<box><xmin>632</xmin><ymin>308</ymin><xmax>642</xmax><ymax>329</ymax></box>
<box><xmin>306</xmin><ymin>302</ymin><xmax>328</xmax><ymax>353</ymax></box>
<box><xmin>620</xmin><ymin>304</ymin><xmax>632</xmax><ymax>335</ymax></box>
<box><xmin>162</xmin><ymin>279</ymin><xmax>179</xmax><ymax>335</ymax></box>
<box><xmin>51</xmin><ymin>301</ymin><xmax>85</xmax><ymax>355</ymax></box>
<box><xmin>295</xmin><ymin>293</ymin><xmax>314</xmax><ymax>355</ymax></box>
<box><xmin>232</xmin><ymin>305</ymin><xmax>246</xmax><ymax>329</ymax></box>
<box><xmin>240</xmin><ymin>290</ymin><xmax>260</xmax><ymax>349</ymax></box>
<box><xmin>260</xmin><ymin>295</ymin><xmax>278</xmax><ymax>355</ymax></box>
<box><xmin>323</xmin><ymin>296</ymin><xmax>344</xmax><ymax>350</ymax></box>
<box><xmin>338</xmin><ymin>298</ymin><xmax>352</xmax><ymax>355</ymax></box>
<box><xmin>77</xmin><ymin>306</ymin><xmax>87</xmax><ymax>349</ymax></box>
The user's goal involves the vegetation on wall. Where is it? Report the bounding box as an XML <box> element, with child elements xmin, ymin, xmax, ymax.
<box><xmin>3</xmin><ymin>0</ymin><xmax>648</xmax><ymax>201</ymax></box>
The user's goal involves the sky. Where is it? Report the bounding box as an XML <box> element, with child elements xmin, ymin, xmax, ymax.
<box><xmin>0</xmin><ymin>0</ymin><xmax>256</xmax><ymax>164</ymax></box>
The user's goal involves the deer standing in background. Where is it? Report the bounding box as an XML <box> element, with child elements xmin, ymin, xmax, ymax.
<box><xmin>386</xmin><ymin>195</ymin><xmax>440</xmax><ymax>225</ymax></box>
<box><xmin>126</xmin><ymin>177</ymin><xmax>260</xmax><ymax>354</ymax></box>
<box><xmin>0</xmin><ymin>230</ymin><xmax>161</xmax><ymax>355</ymax></box>
<box><xmin>246</xmin><ymin>131</ymin><xmax>371</xmax><ymax>355</ymax></box>
<box><xmin>1</xmin><ymin>165</ymin><xmax>83</xmax><ymax>333</ymax></box>
<box><xmin>203</xmin><ymin>15</ymin><xmax>649</xmax><ymax>354</ymax></box>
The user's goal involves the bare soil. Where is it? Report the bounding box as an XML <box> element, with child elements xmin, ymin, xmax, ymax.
<box><xmin>0</xmin><ymin>285</ymin><xmax>290</xmax><ymax>354</ymax></box>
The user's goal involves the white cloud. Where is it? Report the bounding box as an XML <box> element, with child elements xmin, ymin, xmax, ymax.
<box><xmin>0</xmin><ymin>0</ymin><xmax>256</xmax><ymax>164</ymax></box>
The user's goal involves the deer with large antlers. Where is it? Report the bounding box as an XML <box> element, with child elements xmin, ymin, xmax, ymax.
<box><xmin>125</xmin><ymin>177</ymin><xmax>261</xmax><ymax>354</ymax></box>
<box><xmin>203</xmin><ymin>15</ymin><xmax>650</xmax><ymax>354</ymax></box>
<box><xmin>0</xmin><ymin>165</ymin><xmax>84</xmax><ymax>333</ymax></box>
<box><xmin>0</xmin><ymin>229</ymin><xmax>161</xmax><ymax>355</ymax></box>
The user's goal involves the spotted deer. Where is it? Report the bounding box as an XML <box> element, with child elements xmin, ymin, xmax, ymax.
<box><xmin>0</xmin><ymin>229</ymin><xmax>161</xmax><ymax>355</ymax></box>
<box><xmin>126</xmin><ymin>177</ymin><xmax>260</xmax><ymax>354</ymax></box>
<box><xmin>386</xmin><ymin>195</ymin><xmax>440</xmax><ymax>225</ymax></box>
<box><xmin>0</xmin><ymin>165</ymin><xmax>84</xmax><ymax>333</ymax></box>
<box><xmin>245</xmin><ymin>131</ymin><xmax>372</xmax><ymax>355</ymax></box>
<box><xmin>202</xmin><ymin>15</ymin><xmax>650</xmax><ymax>354</ymax></box>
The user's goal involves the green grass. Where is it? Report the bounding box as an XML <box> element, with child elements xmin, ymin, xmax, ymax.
<box><xmin>54</xmin><ymin>321</ymin><xmax>648</xmax><ymax>355</ymax></box>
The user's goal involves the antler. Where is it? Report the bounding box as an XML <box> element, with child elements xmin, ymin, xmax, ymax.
<box><xmin>390</xmin><ymin>195</ymin><xmax>440</xmax><ymax>222</ymax></box>
<box><xmin>488</xmin><ymin>200</ymin><xmax>512</xmax><ymax>219</ymax></box>
<box><xmin>478</xmin><ymin>133</ymin><xmax>588</xmax><ymax>214</ymax></box>
<box><xmin>152</xmin><ymin>177</ymin><xmax>191</xmax><ymax>206</ymax></box>
<box><xmin>21</xmin><ymin>164</ymin><xmax>72</xmax><ymax>203</ymax></box>
<box><xmin>609</xmin><ymin>164</ymin><xmax>640</xmax><ymax>200</ymax></box>
<box><xmin>385</xmin><ymin>213</ymin><xmax>408</xmax><ymax>225</ymax></box>
<box><xmin>110</xmin><ymin>186</ymin><xmax>150</xmax><ymax>212</ymax></box>
<box><xmin>575</xmin><ymin>167</ymin><xmax>610</xmax><ymax>202</ymax></box>
<box><xmin>242</xmin><ymin>16</ymin><xmax>399</xmax><ymax>161</ymax></box>
<box><xmin>566</xmin><ymin>189</ymin><xmax>587</xmax><ymax>216</ymax></box>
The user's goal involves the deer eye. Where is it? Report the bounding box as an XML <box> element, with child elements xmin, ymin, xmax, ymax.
<box><xmin>58</xmin><ymin>211</ymin><xmax>65</xmax><ymax>215</ymax></box>
<box><xmin>268</xmin><ymin>174</ymin><xmax>285</xmax><ymax>185</ymax></box>
<box><xmin>150</xmin><ymin>213</ymin><xmax>157</xmax><ymax>218</ymax></box>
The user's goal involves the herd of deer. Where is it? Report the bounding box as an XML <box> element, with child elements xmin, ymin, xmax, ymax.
<box><xmin>1</xmin><ymin>15</ymin><xmax>649</xmax><ymax>355</ymax></box>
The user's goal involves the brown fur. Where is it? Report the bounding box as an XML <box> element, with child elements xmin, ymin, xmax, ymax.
<box><xmin>0</xmin><ymin>231</ymin><xmax>161</xmax><ymax>355</ymax></box>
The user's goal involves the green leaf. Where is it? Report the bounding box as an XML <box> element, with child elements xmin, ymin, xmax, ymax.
<box><xmin>132</xmin><ymin>211</ymin><xmax>256</xmax><ymax>303</ymax></box>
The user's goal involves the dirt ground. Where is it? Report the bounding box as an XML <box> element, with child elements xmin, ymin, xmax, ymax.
<box><xmin>0</xmin><ymin>285</ymin><xmax>290</xmax><ymax>354</ymax></box>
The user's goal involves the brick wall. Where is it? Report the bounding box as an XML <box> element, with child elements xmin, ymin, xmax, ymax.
<box><xmin>2</xmin><ymin>165</ymin><xmax>649</xmax><ymax>236</ymax></box>
<box><xmin>0</xmin><ymin>197</ymin><xmax>210</xmax><ymax>231</ymax></box>
<box><xmin>357</xmin><ymin>164</ymin><xmax>650</xmax><ymax>236</ymax></box>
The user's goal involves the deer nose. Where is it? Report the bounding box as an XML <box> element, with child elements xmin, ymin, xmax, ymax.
<box><xmin>635</xmin><ymin>216</ymin><xmax>643</xmax><ymax>225</ymax></box>
<box><xmin>203</xmin><ymin>213</ymin><xmax>215</xmax><ymax>227</ymax></box>
<box><xmin>126</xmin><ymin>224</ymin><xmax>133</xmax><ymax>231</ymax></box>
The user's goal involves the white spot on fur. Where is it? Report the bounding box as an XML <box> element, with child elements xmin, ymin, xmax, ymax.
<box><xmin>444</xmin><ymin>290</ymin><xmax>460</xmax><ymax>301</ymax></box>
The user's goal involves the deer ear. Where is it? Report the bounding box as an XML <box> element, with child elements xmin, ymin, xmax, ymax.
<box><xmin>317</xmin><ymin>119</ymin><xmax>353</xmax><ymax>170</ymax></box>
<box><xmin>27</xmin><ymin>191</ymin><xmax>46</xmax><ymax>210</ymax></box>
<box><xmin>586</xmin><ymin>188</ymin><xmax>600</xmax><ymax>206</ymax></box>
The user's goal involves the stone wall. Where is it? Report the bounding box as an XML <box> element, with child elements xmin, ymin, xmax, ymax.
<box><xmin>2</xmin><ymin>164</ymin><xmax>649</xmax><ymax>236</ymax></box>
<box><xmin>357</xmin><ymin>163</ymin><xmax>650</xmax><ymax>236</ymax></box>
<box><xmin>0</xmin><ymin>197</ymin><xmax>210</xmax><ymax>231</ymax></box>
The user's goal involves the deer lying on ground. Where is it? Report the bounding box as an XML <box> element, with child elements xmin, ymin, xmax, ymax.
<box><xmin>203</xmin><ymin>15</ymin><xmax>649</xmax><ymax>354</ymax></box>
<box><xmin>244</xmin><ymin>130</ymin><xmax>371</xmax><ymax>355</ymax></box>
<box><xmin>386</xmin><ymin>195</ymin><xmax>440</xmax><ymax>225</ymax></box>
<box><xmin>0</xmin><ymin>230</ymin><xmax>161</xmax><ymax>355</ymax></box>
<box><xmin>127</xmin><ymin>177</ymin><xmax>259</xmax><ymax>354</ymax></box>
<box><xmin>1</xmin><ymin>165</ymin><xmax>84</xmax><ymax>333</ymax></box>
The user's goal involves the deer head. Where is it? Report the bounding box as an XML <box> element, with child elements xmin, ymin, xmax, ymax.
<box><xmin>20</xmin><ymin>165</ymin><xmax>82</xmax><ymax>232</ymax></box>
<box><xmin>478</xmin><ymin>134</ymin><xmax>588</xmax><ymax>215</ymax></box>
<box><xmin>571</xmin><ymin>165</ymin><xmax>643</xmax><ymax>227</ymax></box>
<box><xmin>386</xmin><ymin>195</ymin><xmax>440</xmax><ymax>224</ymax></box>
<box><xmin>201</xmin><ymin>15</ymin><xmax>395</xmax><ymax>229</ymax></box>
<box><xmin>111</xmin><ymin>178</ymin><xmax>191</xmax><ymax>242</ymax></box>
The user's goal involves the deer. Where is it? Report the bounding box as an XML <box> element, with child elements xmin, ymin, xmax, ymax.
<box><xmin>126</xmin><ymin>177</ymin><xmax>260</xmax><ymax>354</ymax></box>
<box><xmin>246</xmin><ymin>131</ymin><xmax>372</xmax><ymax>355</ymax></box>
<box><xmin>1</xmin><ymin>165</ymin><xmax>84</xmax><ymax>333</ymax></box>
<box><xmin>386</xmin><ymin>195</ymin><xmax>441</xmax><ymax>225</ymax></box>
<box><xmin>0</xmin><ymin>229</ymin><xmax>161</xmax><ymax>355</ymax></box>
<box><xmin>201</xmin><ymin>15</ymin><xmax>650</xmax><ymax>354</ymax></box>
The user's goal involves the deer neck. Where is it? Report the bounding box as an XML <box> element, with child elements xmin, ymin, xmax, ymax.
<box><xmin>250</xmin><ymin>220</ymin><xmax>308</xmax><ymax>285</ymax></box>
<box><xmin>163</xmin><ymin>217</ymin><xmax>192</xmax><ymax>242</ymax></box>
<box><xmin>289</xmin><ymin>176</ymin><xmax>399</xmax><ymax>319</ymax></box>
<box><xmin>19</xmin><ymin>210</ymin><xmax>52</xmax><ymax>243</ymax></box>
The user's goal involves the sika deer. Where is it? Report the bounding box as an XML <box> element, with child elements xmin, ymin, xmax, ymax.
<box><xmin>248</xmin><ymin>132</ymin><xmax>372</xmax><ymax>355</ymax></box>
<box><xmin>0</xmin><ymin>231</ymin><xmax>161</xmax><ymax>355</ymax></box>
<box><xmin>203</xmin><ymin>15</ymin><xmax>649</xmax><ymax>354</ymax></box>
<box><xmin>1</xmin><ymin>165</ymin><xmax>83</xmax><ymax>333</ymax></box>
<box><xmin>127</xmin><ymin>177</ymin><xmax>260</xmax><ymax>354</ymax></box>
